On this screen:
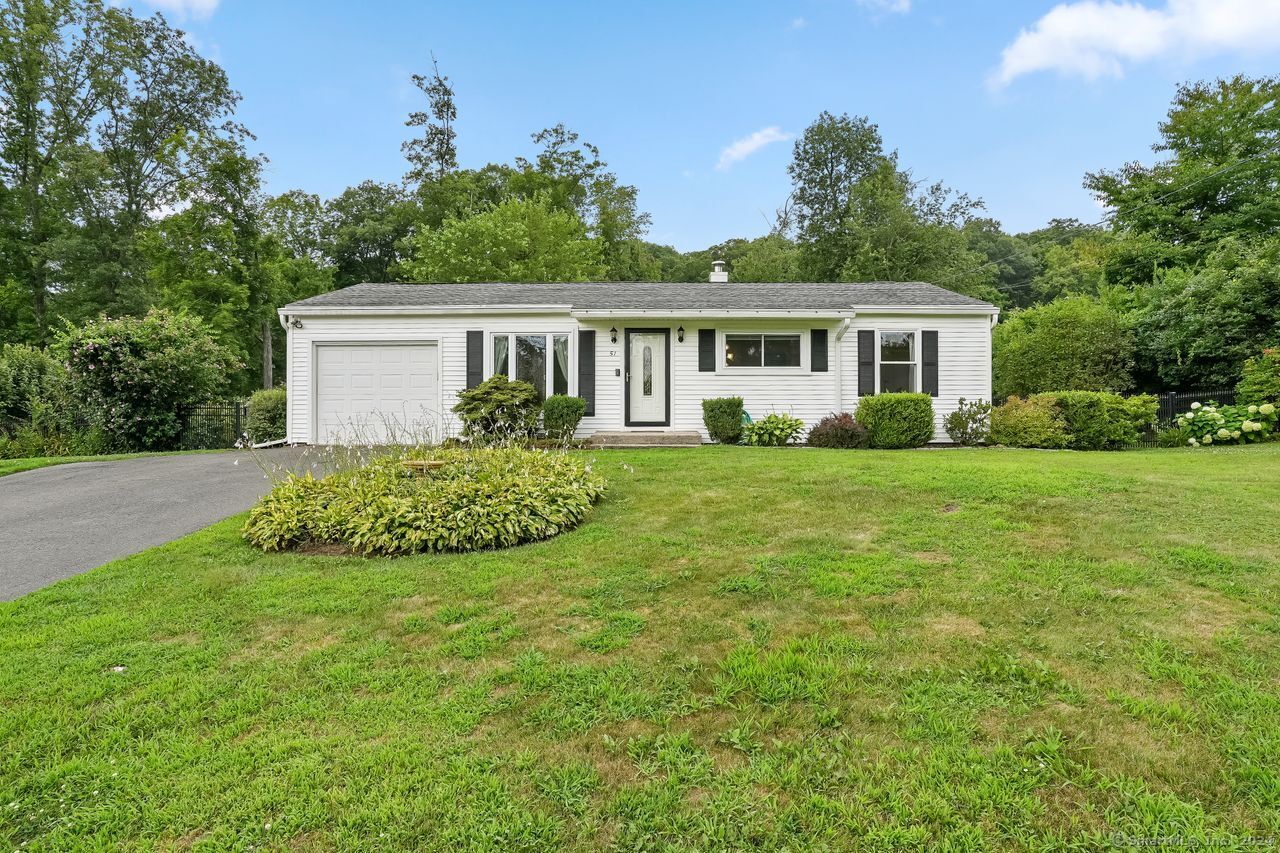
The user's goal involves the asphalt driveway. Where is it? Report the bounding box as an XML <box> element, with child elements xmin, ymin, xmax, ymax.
<box><xmin>0</xmin><ymin>449</ymin><xmax>308</xmax><ymax>601</ymax></box>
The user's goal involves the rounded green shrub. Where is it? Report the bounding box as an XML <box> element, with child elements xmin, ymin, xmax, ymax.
<box><xmin>944</xmin><ymin>398</ymin><xmax>991</xmax><ymax>446</ymax></box>
<box><xmin>247</xmin><ymin>388</ymin><xmax>287</xmax><ymax>443</ymax></box>
<box><xmin>452</xmin><ymin>374</ymin><xmax>541</xmax><ymax>439</ymax></box>
<box><xmin>242</xmin><ymin>447</ymin><xmax>606</xmax><ymax>556</ymax></box>
<box><xmin>742</xmin><ymin>412</ymin><xmax>804</xmax><ymax>446</ymax></box>
<box><xmin>807</xmin><ymin>413</ymin><xmax>868</xmax><ymax>449</ymax></box>
<box><xmin>1033</xmin><ymin>391</ymin><xmax>1155</xmax><ymax>450</ymax></box>
<box><xmin>702</xmin><ymin>397</ymin><xmax>745</xmax><ymax>444</ymax></box>
<box><xmin>542</xmin><ymin>394</ymin><xmax>587</xmax><ymax>441</ymax></box>
<box><xmin>854</xmin><ymin>393</ymin><xmax>934</xmax><ymax>449</ymax></box>
<box><xmin>989</xmin><ymin>396</ymin><xmax>1070</xmax><ymax>448</ymax></box>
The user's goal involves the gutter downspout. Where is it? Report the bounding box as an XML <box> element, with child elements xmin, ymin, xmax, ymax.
<box><xmin>833</xmin><ymin>315</ymin><xmax>855</xmax><ymax>416</ymax></box>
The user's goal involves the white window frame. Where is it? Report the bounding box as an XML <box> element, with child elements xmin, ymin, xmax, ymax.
<box><xmin>489</xmin><ymin>332</ymin><xmax>575</xmax><ymax>397</ymax></box>
<box><xmin>875</xmin><ymin>328</ymin><xmax>922</xmax><ymax>394</ymax></box>
<box><xmin>719</xmin><ymin>330</ymin><xmax>808</xmax><ymax>373</ymax></box>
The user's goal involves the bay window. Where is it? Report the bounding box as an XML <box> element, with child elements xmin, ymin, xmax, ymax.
<box><xmin>491</xmin><ymin>333</ymin><xmax>570</xmax><ymax>399</ymax></box>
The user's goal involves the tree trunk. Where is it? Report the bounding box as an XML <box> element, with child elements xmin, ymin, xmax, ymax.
<box><xmin>261</xmin><ymin>317</ymin><xmax>273</xmax><ymax>389</ymax></box>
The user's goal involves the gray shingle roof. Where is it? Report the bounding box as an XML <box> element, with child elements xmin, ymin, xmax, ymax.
<box><xmin>282</xmin><ymin>281</ymin><xmax>995</xmax><ymax>312</ymax></box>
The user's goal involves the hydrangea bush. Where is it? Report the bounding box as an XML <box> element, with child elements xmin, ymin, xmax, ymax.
<box><xmin>1179</xmin><ymin>401</ymin><xmax>1276</xmax><ymax>447</ymax></box>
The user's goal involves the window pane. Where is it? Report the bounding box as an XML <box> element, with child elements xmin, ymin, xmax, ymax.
<box><xmin>880</xmin><ymin>363</ymin><xmax>916</xmax><ymax>393</ymax></box>
<box><xmin>880</xmin><ymin>331</ymin><xmax>915</xmax><ymax>363</ymax></box>
<box><xmin>642</xmin><ymin>345</ymin><xmax>653</xmax><ymax>395</ymax></box>
<box><xmin>763</xmin><ymin>335</ymin><xmax>801</xmax><ymax>367</ymax></box>
<box><xmin>725</xmin><ymin>334</ymin><xmax>762</xmax><ymax>367</ymax></box>
<box><xmin>493</xmin><ymin>335</ymin><xmax>509</xmax><ymax>377</ymax></box>
<box><xmin>515</xmin><ymin>334</ymin><xmax>547</xmax><ymax>399</ymax></box>
<box><xmin>552</xmin><ymin>335</ymin><xmax>569</xmax><ymax>396</ymax></box>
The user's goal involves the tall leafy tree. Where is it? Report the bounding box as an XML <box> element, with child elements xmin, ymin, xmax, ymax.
<box><xmin>322</xmin><ymin>180</ymin><xmax>418</xmax><ymax>286</ymax></box>
<box><xmin>402</xmin><ymin>56</ymin><xmax>457</xmax><ymax>187</ymax></box>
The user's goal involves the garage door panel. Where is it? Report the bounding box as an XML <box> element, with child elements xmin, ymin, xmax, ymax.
<box><xmin>315</xmin><ymin>343</ymin><xmax>439</xmax><ymax>444</ymax></box>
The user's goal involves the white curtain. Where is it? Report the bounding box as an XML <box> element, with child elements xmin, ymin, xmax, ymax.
<box><xmin>553</xmin><ymin>335</ymin><xmax>569</xmax><ymax>396</ymax></box>
<box><xmin>493</xmin><ymin>336</ymin><xmax>509</xmax><ymax>377</ymax></box>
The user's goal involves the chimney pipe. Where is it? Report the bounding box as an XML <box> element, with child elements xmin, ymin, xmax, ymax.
<box><xmin>709</xmin><ymin>260</ymin><xmax>729</xmax><ymax>283</ymax></box>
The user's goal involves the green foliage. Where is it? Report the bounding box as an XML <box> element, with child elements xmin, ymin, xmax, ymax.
<box><xmin>1178</xmin><ymin>401</ymin><xmax>1277</xmax><ymax>447</ymax></box>
<box><xmin>730</xmin><ymin>235</ymin><xmax>803</xmax><ymax>282</ymax></box>
<box><xmin>741</xmin><ymin>412</ymin><xmax>805</xmax><ymax>447</ymax></box>
<box><xmin>57</xmin><ymin>309</ymin><xmax>240</xmax><ymax>451</ymax></box>
<box><xmin>1237</xmin><ymin>349</ymin><xmax>1280</xmax><ymax>404</ymax></box>
<box><xmin>0</xmin><ymin>344</ymin><xmax>61</xmax><ymax>430</ymax></box>
<box><xmin>989</xmin><ymin>396</ymin><xmax>1071</xmax><ymax>449</ymax></box>
<box><xmin>701</xmin><ymin>397</ymin><xmax>745</xmax><ymax>445</ymax></box>
<box><xmin>542</xmin><ymin>394</ymin><xmax>587</xmax><ymax>441</ymax></box>
<box><xmin>806</xmin><ymin>412</ymin><xmax>869</xmax><ymax>449</ymax></box>
<box><xmin>246</xmin><ymin>388</ymin><xmax>287</xmax><ymax>443</ymax></box>
<box><xmin>855</xmin><ymin>393</ymin><xmax>934</xmax><ymax>449</ymax></box>
<box><xmin>1135</xmin><ymin>238</ymin><xmax>1280</xmax><ymax>389</ymax></box>
<box><xmin>993</xmin><ymin>297</ymin><xmax>1135</xmax><ymax>398</ymax></box>
<box><xmin>944</xmin><ymin>398</ymin><xmax>991</xmax><ymax>446</ymax></box>
<box><xmin>1034</xmin><ymin>391</ymin><xmax>1156</xmax><ymax>450</ymax></box>
<box><xmin>452</xmin><ymin>374</ymin><xmax>541</xmax><ymax>439</ymax></box>
<box><xmin>241</xmin><ymin>447</ymin><xmax>606</xmax><ymax>555</ymax></box>
<box><xmin>403</xmin><ymin>195</ymin><xmax>605</xmax><ymax>283</ymax></box>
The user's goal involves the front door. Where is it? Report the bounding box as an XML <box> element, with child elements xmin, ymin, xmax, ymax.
<box><xmin>625</xmin><ymin>329</ymin><xmax>669</xmax><ymax>426</ymax></box>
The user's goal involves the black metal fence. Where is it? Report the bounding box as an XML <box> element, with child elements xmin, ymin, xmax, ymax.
<box><xmin>1153</xmin><ymin>389</ymin><xmax>1235</xmax><ymax>425</ymax></box>
<box><xmin>179</xmin><ymin>400</ymin><xmax>248</xmax><ymax>450</ymax></box>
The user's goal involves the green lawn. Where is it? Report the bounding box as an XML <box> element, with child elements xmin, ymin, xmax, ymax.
<box><xmin>0</xmin><ymin>450</ymin><xmax>218</xmax><ymax>477</ymax></box>
<box><xmin>2</xmin><ymin>445</ymin><xmax>1278</xmax><ymax>850</ymax></box>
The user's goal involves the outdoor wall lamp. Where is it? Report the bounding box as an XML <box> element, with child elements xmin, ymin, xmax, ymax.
<box><xmin>289</xmin><ymin>317</ymin><xmax>303</xmax><ymax>329</ymax></box>
<box><xmin>610</xmin><ymin>326</ymin><xmax>617</xmax><ymax>343</ymax></box>
<box><xmin>677</xmin><ymin>325</ymin><xmax>685</xmax><ymax>343</ymax></box>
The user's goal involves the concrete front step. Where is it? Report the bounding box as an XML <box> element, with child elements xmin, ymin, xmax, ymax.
<box><xmin>587</xmin><ymin>431</ymin><xmax>703</xmax><ymax>448</ymax></box>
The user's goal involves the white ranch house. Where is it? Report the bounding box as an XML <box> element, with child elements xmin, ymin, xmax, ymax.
<box><xmin>278</xmin><ymin>270</ymin><xmax>998</xmax><ymax>445</ymax></box>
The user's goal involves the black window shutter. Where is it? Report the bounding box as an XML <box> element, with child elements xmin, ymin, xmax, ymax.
<box><xmin>465</xmin><ymin>330</ymin><xmax>483</xmax><ymax>389</ymax></box>
<box><xmin>577</xmin><ymin>329</ymin><xmax>596</xmax><ymax>416</ymax></box>
<box><xmin>698</xmin><ymin>329</ymin><xmax>716</xmax><ymax>372</ymax></box>
<box><xmin>810</xmin><ymin>329</ymin><xmax>828</xmax><ymax>372</ymax></box>
<box><xmin>857</xmin><ymin>329</ymin><xmax>875</xmax><ymax>397</ymax></box>
<box><xmin>922</xmin><ymin>330</ymin><xmax>939</xmax><ymax>397</ymax></box>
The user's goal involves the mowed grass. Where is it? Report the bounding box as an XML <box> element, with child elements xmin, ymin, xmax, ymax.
<box><xmin>2</xmin><ymin>445</ymin><xmax>1279</xmax><ymax>850</ymax></box>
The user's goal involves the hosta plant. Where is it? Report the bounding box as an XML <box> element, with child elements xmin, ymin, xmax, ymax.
<box><xmin>1179</xmin><ymin>401</ymin><xmax>1276</xmax><ymax>447</ymax></box>
<box><xmin>741</xmin><ymin>412</ymin><xmax>805</xmax><ymax>447</ymax></box>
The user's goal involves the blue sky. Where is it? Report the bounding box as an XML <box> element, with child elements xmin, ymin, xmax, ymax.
<box><xmin>138</xmin><ymin>0</ymin><xmax>1280</xmax><ymax>250</ymax></box>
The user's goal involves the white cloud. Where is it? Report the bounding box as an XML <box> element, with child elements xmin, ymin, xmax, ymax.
<box><xmin>856</xmin><ymin>0</ymin><xmax>911</xmax><ymax>13</ymax></box>
<box><xmin>134</xmin><ymin>0</ymin><xmax>219</xmax><ymax>19</ymax></box>
<box><xmin>716</xmin><ymin>126</ymin><xmax>792</xmax><ymax>171</ymax></box>
<box><xmin>790</xmin><ymin>17</ymin><xmax>808</xmax><ymax>29</ymax></box>
<box><xmin>992</xmin><ymin>0</ymin><xmax>1280</xmax><ymax>88</ymax></box>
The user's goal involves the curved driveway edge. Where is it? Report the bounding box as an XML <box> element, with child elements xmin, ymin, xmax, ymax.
<box><xmin>0</xmin><ymin>449</ymin><xmax>306</xmax><ymax>601</ymax></box>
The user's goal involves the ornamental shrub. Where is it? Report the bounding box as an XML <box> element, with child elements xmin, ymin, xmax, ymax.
<box><xmin>944</xmin><ymin>398</ymin><xmax>991</xmax><ymax>446</ymax></box>
<box><xmin>542</xmin><ymin>394</ymin><xmax>587</xmax><ymax>441</ymax></box>
<box><xmin>989</xmin><ymin>396</ymin><xmax>1070</xmax><ymax>449</ymax></box>
<box><xmin>1237</xmin><ymin>349</ymin><xmax>1280</xmax><ymax>405</ymax></box>
<box><xmin>247</xmin><ymin>388</ymin><xmax>288</xmax><ymax>443</ymax></box>
<box><xmin>56</xmin><ymin>310</ymin><xmax>240</xmax><ymax>451</ymax></box>
<box><xmin>807</xmin><ymin>413</ymin><xmax>869</xmax><ymax>449</ymax></box>
<box><xmin>855</xmin><ymin>393</ymin><xmax>934</xmax><ymax>449</ymax></box>
<box><xmin>241</xmin><ymin>447</ymin><xmax>606</xmax><ymax>555</ymax></box>
<box><xmin>993</xmin><ymin>296</ymin><xmax>1135</xmax><ymax>398</ymax></box>
<box><xmin>702</xmin><ymin>397</ymin><xmax>745</xmax><ymax>444</ymax></box>
<box><xmin>0</xmin><ymin>344</ymin><xmax>63</xmax><ymax>431</ymax></box>
<box><xmin>1033</xmin><ymin>391</ymin><xmax>1155</xmax><ymax>450</ymax></box>
<box><xmin>1178</xmin><ymin>400</ymin><xmax>1277</xmax><ymax>447</ymax></box>
<box><xmin>742</xmin><ymin>412</ymin><xmax>805</xmax><ymax>446</ymax></box>
<box><xmin>452</xmin><ymin>374</ymin><xmax>541</xmax><ymax>439</ymax></box>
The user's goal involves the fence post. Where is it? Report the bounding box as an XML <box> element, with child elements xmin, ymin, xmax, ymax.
<box><xmin>234</xmin><ymin>400</ymin><xmax>242</xmax><ymax>440</ymax></box>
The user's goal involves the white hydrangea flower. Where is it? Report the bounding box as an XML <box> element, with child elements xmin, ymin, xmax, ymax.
<box><xmin>1188</xmin><ymin>438</ymin><xmax>1199</xmax><ymax>446</ymax></box>
<box><xmin>1261</xmin><ymin>403</ymin><xmax>1276</xmax><ymax>416</ymax></box>
<box><xmin>1232</xmin><ymin>430</ymin><xmax>1241</xmax><ymax>439</ymax></box>
<box><xmin>1190</xmin><ymin>402</ymin><xmax>1202</xmax><ymax>409</ymax></box>
<box><xmin>1217</xmin><ymin>428</ymin><xmax>1230</xmax><ymax>439</ymax></box>
<box><xmin>1203</xmin><ymin>435</ymin><xmax>1213</xmax><ymax>444</ymax></box>
<box><xmin>1249</xmin><ymin>405</ymin><xmax>1259</xmax><ymax>414</ymax></box>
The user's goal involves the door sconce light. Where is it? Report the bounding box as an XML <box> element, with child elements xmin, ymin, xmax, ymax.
<box><xmin>676</xmin><ymin>325</ymin><xmax>685</xmax><ymax>343</ymax></box>
<box><xmin>609</xmin><ymin>326</ymin><xmax>618</xmax><ymax>343</ymax></box>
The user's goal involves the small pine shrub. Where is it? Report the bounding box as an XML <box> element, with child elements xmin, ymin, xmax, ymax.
<box><xmin>246</xmin><ymin>388</ymin><xmax>287</xmax><ymax>443</ymax></box>
<box><xmin>1237</xmin><ymin>349</ymin><xmax>1280</xmax><ymax>405</ymax></box>
<box><xmin>855</xmin><ymin>393</ymin><xmax>934</xmax><ymax>449</ymax></box>
<box><xmin>742</xmin><ymin>412</ymin><xmax>805</xmax><ymax>446</ymax></box>
<box><xmin>702</xmin><ymin>397</ymin><xmax>745</xmax><ymax>444</ymax></box>
<box><xmin>242</xmin><ymin>447</ymin><xmax>606</xmax><ymax>555</ymax></box>
<box><xmin>989</xmin><ymin>396</ymin><xmax>1070</xmax><ymax>448</ymax></box>
<box><xmin>807</xmin><ymin>413</ymin><xmax>868</xmax><ymax>449</ymax></box>
<box><xmin>944</xmin><ymin>398</ymin><xmax>991</xmax><ymax>446</ymax></box>
<box><xmin>542</xmin><ymin>394</ymin><xmax>587</xmax><ymax>441</ymax></box>
<box><xmin>452</xmin><ymin>374</ymin><xmax>541</xmax><ymax>439</ymax></box>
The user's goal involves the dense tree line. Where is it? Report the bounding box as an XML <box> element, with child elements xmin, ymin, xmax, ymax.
<box><xmin>2</xmin><ymin>1</ymin><xmax>1276</xmax><ymax>395</ymax></box>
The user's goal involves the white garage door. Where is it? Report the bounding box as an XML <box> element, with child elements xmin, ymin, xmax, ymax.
<box><xmin>315</xmin><ymin>343</ymin><xmax>439</xmax><ymax>444</ymax></box>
